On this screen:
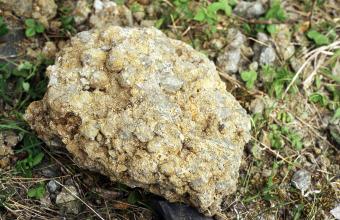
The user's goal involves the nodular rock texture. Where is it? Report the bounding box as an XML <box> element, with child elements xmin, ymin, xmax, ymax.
<box><xmin>25</xmin><ymin>26</ymin><xmax>251</xmax><ymax>216</ymax></box>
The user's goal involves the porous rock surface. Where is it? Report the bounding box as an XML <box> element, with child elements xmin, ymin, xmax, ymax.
<box><xmin>25</xmin><ymin>26</ymin><xmax>251</xmax><ymax>216</ymax></box>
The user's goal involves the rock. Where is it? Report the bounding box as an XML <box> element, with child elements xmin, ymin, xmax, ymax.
<box><xmin>217</xmin><ymin>28</ymin><xmax>246</xmax><ymax>74</ymax></box>
<box><xmin>249</xmin><ymin>96</ymin><xmax>264</xmax><ymax>114</ymax></box>
<box><xmin>152</xmin><ymin>199</ymin><xmax>214</xmax><ymax>220</ymax></box>
<box><xmin>234</xmin><ymin>1</ymin><xmax>266</xmax><ymax>18</ymax></box>
<box><xmin>249</xmin><ymin>61</ymin><xmax>259</xmax><ymax>72</ymax></box>
<box><xmin>133</xmin><ymin>11</ymin><xmax>146</xmax><ymax>22</ymax></box>
<box><xmin>250</xmin><ymin>144</ymin><xmax>263</xmax><ymax>160</ymax></box>
<box><xmin>73</xmin><ymin>0</ymin><xmax>91</xmax><ymax>25</ymax></box>
<box><xmin>210</xmin><ymin>39</ymin><xmax>224</xmax><ymax>50</ymax></box>
<box><xmin>273</xmin><ymin>25</ymin><xmax>295</xmax><ymax>60</ymax></box>
<box><xmin>259</xmin><ymin>47</ymin><xmax>276</xmax><ymax>66</ymax></box>
<box><xmin>56</xmin><ymin>185</ymin><xmax>81</xmax><ymax>214</ymax></box>
<box><xmin>25</xmin><ymin>26</ymin><xmax>251</xmax><ymax>216</ymax></box>
<box><xmin>89</xmin><ymin>0</ymin><xmax>133</xmax><ymax>28</ymax></box>
<box><xmin>252</xmin><ymin>32</ymin><xmax>277</xmax><ymax>66</ymax></box>
<box><xmin>4</xmin><ymin>131</ymin><xmax>20</xmax><ymax>147</ymax></box>
<box><xmin>0</xmin><ymin>0</ymin><xmax>57</xmax><ymax>27</ymax></box>
<box><xmin>331</xmin><ymin>204</ymin><xmax>340</xmax><ymax>219</ymax></box>
<box><xmin>40</xmin><ymin>164</ymin><xmax>60</xmax><ymax>177</ymax></box>
<box><xmin>0</xmin><ymin>144</ymin><xmax>13</xmax><ymax>169</ymax></box>
<box><xmin>47</xmin><ymin>180</ymin><xmax>60</xmax><ymax>193</ymax></box>
<box><xmin>42</xmin><ymin>41</ymin><xmax>57</xmax><ymax>59</ymax></box>
<box><xmin>40</xmin><ymin>194</ymin><xmax>53</xmax><ymax>206</ymax></box>
<box><xmin>0</xmin><ymin>0</ymin><xmax>33</xmax><ymax>17</ymax></box>
<box><xmin>140</xmin><ymin>20</ymin><xmax>156</xmax><ymax>27</ymax></box>
<box><xmin>0</xmin><ymin>28</ymin><xmax>25</xmax><ymax>59</ymax></box>
<box><xmin>291</xmin><ymin>169</ymin><xmax>311</xmax><ymax>194</ymax></box>
<box><xmin>32</xmin><ymin>0</ymin><xmax>58</xmax><ymax>20</ymax></box>
<box><xmin>0</xmin><ymin>132</ymin><xmax>17</xmax><ymax>170</ymax></box>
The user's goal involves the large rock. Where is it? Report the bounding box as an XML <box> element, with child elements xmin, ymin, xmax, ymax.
<box><xmin>25</xmin><ymin>26</ymin><xmax>251</xmax><ymax>216</ymax></box>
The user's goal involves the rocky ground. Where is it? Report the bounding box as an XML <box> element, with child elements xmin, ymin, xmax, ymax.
<box><xmin>0</xmin><ymin>0</ymin><xmax>339</xmax><ymax>219</ymax></box>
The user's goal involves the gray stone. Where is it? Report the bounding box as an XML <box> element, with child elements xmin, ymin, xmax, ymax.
<box><xmin>330</xmin><ymin>204</ymin><xmax>340</xmax><ymax>220</ymax></box>
<box><xmin>0</xmin><ymin>28</ymin><xmax>25</xmax><ymax>59</ymax></box>
<box><xmin>259</xmin><ymin>47</ymin><xmax>276</xmax><ymax>66</ymax></box>
<box><xmin>217</xmin><ymin>29</ymin><xmax>248</xmax><ymax>74</ymax></box>
<box><xmin>217</xmin><ymin>48</ymin><xmax>241</xmax><ymax>73</ymax></box>
<box><xmin>273</xmin><ymin>25</ymin><xmax>295</xmax><ymax>60</ymax></box>
<box><xmin>47</xmin><ymin>180</ymin><xmax>60</xmax><ymax>193</ymax></box>
<box><xmin>291</xmin><ymin>169</ymin><xmax>311</xmax><ymax>193</ymax></box>
<box><xmin>226</xmin><ymin>28</ymin><xmax>246</xmax><ymax>49</ymax></box>
<box><xmin>234</xmin><ymin>1</ymin><xmax>266</xmax><ymax>18</ymax></box>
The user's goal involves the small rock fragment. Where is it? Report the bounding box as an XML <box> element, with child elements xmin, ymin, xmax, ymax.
<box><xmin>1</xmin><ymin>0</ymin><xmax>57</xmax><ymax>27</ymax></box>
<box><xmin>0</xmin><ymin>0</ymin><xmax>33</xmax><ymax>17</ymax></box>
<box><xmin>73</xmin><ymin>0</ymin><xmax>91</xmax><ymax>25</ymax></box>
<box><xmin>140</xmin><ymin>20</ymin><xmax>156</xmax><ymax>27</ymax></box>
<box><xmin>89</xmin><ymin>0</ymin><xmax>133</xmax><ymax>28</ymax></box>
<box><xmin>234</xmin><ymin>1</ymin><xmax>266</xmax><ymax>18</ymax></box>
<box><xmin>42</xmin><ymin>41</ymin><xmax>57</xmax><ymax>59</ymax></box>
<box><xmin>152</xmin><ymin>200</ymin><xmax>214</xmax><ymax>220</ymax></box>
<box><xmin>217</xmin><ymin>28</ymin><xmax>246</xmax><ymax>74</ymax></box>
<box><xmin>252</xmin><ymin>32</ymin><xmax>277</xmax><ymax>66</ymax></box>
<box><xmin>330</xmin><ymin>204</ymin><xmax>340</xmax><ymax>220</ymax></box>
<box><xmin>249</xmin><ymin>96</ymin><xmax>265</xmax><ymax>114</ymax></box>
<box><xmin>0</xmin><ymin>132</ymin><xmax>18</xmax><ymax>170</ymax></box>
<box><xmin>47</xmin><ymin>180</ymin><xmax>60</xmax><ymax>193</ymax></box>
<box><xmin>273</xmin><ymin>25</ymin><xmax>295</xmax><ymax>60</ymax></box>
<box><xmin>291</xmin><ymin>169</ymin><xmax>311</xmax><ymax>193</ymax></box>
<box><xmin>56</xmin><ymin>185</ymin><xmax>81</xmax><ymax>214</ymax></box>
<box><xmin>259</xmin><ymin>47</ymin><xmax>276</xmax><ymax>66</ymax></box>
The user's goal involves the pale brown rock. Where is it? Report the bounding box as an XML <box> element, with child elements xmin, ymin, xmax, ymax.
<box><xmin>90</xmin><ymin>0</ymin><xmax>133</xmax><ymax>28</ymax></box>
<box><xmin>0</xmin><ymin>0</ymin><xmax>57</xmax><ymax>27</ymax></box>
<box><xmin>25</xmin><ymin>26</ymin><xmax>251</xmax><ymax>216</ymax></box>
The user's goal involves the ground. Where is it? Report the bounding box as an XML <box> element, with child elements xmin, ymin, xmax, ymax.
<box><xmin>0</xmin><ymin>0</ymin><xmax>339</xmax><ymax>219</ymax></box>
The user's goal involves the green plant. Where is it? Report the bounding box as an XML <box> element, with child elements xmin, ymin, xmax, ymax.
<box><xmin>24</xmin><ymin>19</ymin><xmax>45</xmax><ymax>38</ymax></box>
<box><xmin>27</xmin><ymin>183</ymin><xmax>46</xmax><ymax>199</ymax></box>
<box><xmin>269</xmin><ymin>124</ymin><xmax>284</xmax><ymax>149</ymax></box>
<box><xmin>0</xmin><ymin>57</ymin><xmax>52</xmax><ymax>111</ymax></box>
<box><xmin>306</xmin><ymin>29</ymin><xmax>330</xmax><ymax>46</ymax></box>
<box><xmin>0</xmin><ymin>16</ymin><xmax>9</xmax><ymax>37</ymax></box>
<box><xmin>194</xmin><ymin>0</ymin><xmax>237</xmax><ymax>33</ymax></box>
<box><xmin>264</xmin><ymin>0</ymin><xmax>286</xmax><ymax>34</ymax></box>
<box><xmin>308</xmin><ymin>92</ymin><xmax>328</xmax><ymax>106</ymax></box>
<box><xmin>60</xmin><ymin>15</ymin><xmax>76</xmax><ymax>34</ymax></box>
<box><xmin>277</xmin><ymin>111</ymin><xmax>293</xmax><ymax>123</ymax></box>
<box><xmin>127</xmin><ymin>191</ymin><xmax>140</xmax><ymax>204</ymax></box>
<box><xmin>241</xmin><ymin>70</ymin><xmax>257</xmax><ymax>89</ymax></box>
<box><xmin>130</xmin><ymin>2</ymin><xmax>142</xmax><ymax>13</ymax></box>
<box><xmin>269</xmin><ymin>124</ymin><xmax>304</xmax><ymax>150</ymax></box>
<box><xmin>261</xmin><ymin>65</ymin><xmax>298</xmax><ymax>99</ymax></box>
<box><xmin>174</xmin><ymin>0</ymin><xmax>193</xmax><ymax>17</ymax></box>
<box><xmin>331</xmin><ymin>108</ymin><xmax>340</xmax><ymax>122</ymax></box>
<box><xmin>247</xmin><ymin>0</ymin><xmax>287</xmax><ymax>35</ymax></box>
<box><xmin>293</xmin><ymin>204</ymin><xmax>304</xmax><ymax>220</ymax></box>
<box><xmin>262</xmin><ymin>162</ymin><xmax>280</xmax><ymax>201</ymax></box>
<box><xmin>15</xmin><ymin>133</ymin><xmax>44</xmax><ymax>177</ymax></box>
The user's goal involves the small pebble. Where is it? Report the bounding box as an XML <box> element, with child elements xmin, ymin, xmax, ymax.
<box><xmin>331</xmin><ymin>204</ymin><xmax>340</xmax><ymax>219</ymax></box>
<box><xmin>291</xmin><ymin>169</ymin><xmax>311</xmax><ymax>193</ymax></box>
<box><xmin>47</xmin><ymin>180</ymin><xmax>60</xmax><ymax>193</ymax></box>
